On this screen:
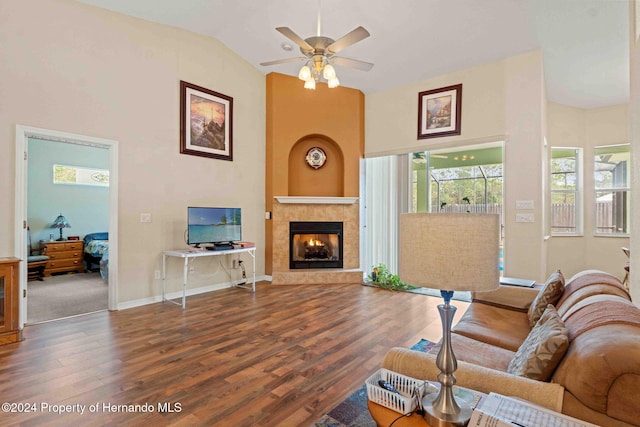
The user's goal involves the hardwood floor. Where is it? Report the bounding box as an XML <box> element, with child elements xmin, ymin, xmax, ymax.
<box><xmin>0</xmin><ymin>282</ymin><xmax>468</xmax><ymax>426</ymax></box>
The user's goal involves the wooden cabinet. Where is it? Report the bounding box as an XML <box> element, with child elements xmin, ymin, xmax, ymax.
<box><xmin>40</xmin><ymin>241</ymin><xmax>84</xmax><ymax>276</ymax></box>
<box><xmin>0</xmin><ymin>258</ymin><xmax>22</xmax><ymax>345</ymax></box>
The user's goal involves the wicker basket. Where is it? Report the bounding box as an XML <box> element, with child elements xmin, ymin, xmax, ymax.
<box><xmin>365</xmin><ymin>368</ymin><xmax>427</xmax><ymax>414</ymax></box>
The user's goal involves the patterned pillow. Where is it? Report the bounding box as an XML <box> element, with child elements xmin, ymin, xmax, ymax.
<box><xmin>508</xmin><ymin>305</ymin><xmax>569</xmax><ymax>381</ymax></box>
<box><xmin>528</xmin><ymin>270</ymin><xmax>564</xmax><ymax>327</ymax></box>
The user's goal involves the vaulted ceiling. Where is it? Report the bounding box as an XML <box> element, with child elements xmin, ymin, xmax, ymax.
<box><xmin>75</xmin><ymin>0</ymin><xmax>629</xmax><ymax>109</ymax></box>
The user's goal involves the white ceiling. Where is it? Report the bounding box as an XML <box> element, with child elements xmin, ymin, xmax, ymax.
<box><xmin>75</xmin><ymin>0</ymin><xmax>629</xmax><ymax>109</ymax></box>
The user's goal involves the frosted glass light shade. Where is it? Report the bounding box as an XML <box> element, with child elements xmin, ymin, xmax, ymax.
<box><xmin>303</xmin><ymin>78</ymin><xmax>316</xmax><ymax>90</ymax></box>
<box><xmin>323</xmin><ymin>64</ymin><xmax>336</xmax><ymax>80</ymax></box>
<box><xmin>327</xmin><ymin>77</ymin><xmax>340</xmax><ymax>88</ymax></box>
<box><xmin>298</xmin><ymin>65</ymin><xmax>311</xmax><ymax>81</ymax></box>
<box><xmin>399</xmin><ymin>213</ymin><xmax>500</xmax><ymax>292</ymax></box>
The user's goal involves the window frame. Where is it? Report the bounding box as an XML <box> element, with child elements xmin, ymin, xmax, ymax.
<box><xmin>53</xmin><ymin>164</ymin><xmax>110</xmax><ymax>187</ymax></box>
<box><xmin>549</xmin><ymin>147</ymin><xmax>583</xmax><ymax>236</ymax></box>
<box><xmin>593</xmin><ymin>144</ymin><xmax>630</xmax><ymax>237</ymax></box>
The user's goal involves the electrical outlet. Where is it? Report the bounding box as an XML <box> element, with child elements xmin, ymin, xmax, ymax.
<box><xmin>154</xmin><ymin>270</ymin><xmax>161</xmax><ymax>279</ymax></box>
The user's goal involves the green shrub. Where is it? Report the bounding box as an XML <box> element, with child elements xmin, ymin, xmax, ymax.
<box><xmin>367</xmin><ymin>264</ymin><xmax>418</xmax><ymax>291</ymax></box>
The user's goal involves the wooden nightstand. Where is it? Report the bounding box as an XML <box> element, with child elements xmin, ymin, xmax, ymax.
<box><xmin>40</xmin><ymin>241</ymin><xmax>84</xmax><ymax>276</ymax></box>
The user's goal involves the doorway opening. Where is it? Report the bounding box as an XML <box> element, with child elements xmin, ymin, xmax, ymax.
<box><xmin>410</xmin><ymin>141</ymin><xmax>504</xmax><ymax>271</ymax></box>
<box><xmin>14</xmin><ymin>125</ymin><xmax>118</xmax><ymax>327</ymax></box>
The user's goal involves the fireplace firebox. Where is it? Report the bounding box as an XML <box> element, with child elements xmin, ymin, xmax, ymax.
<box><xmin>290</xmin><ymin>221</ymin><xmax>343</xmax><ymax>269</ymax></box>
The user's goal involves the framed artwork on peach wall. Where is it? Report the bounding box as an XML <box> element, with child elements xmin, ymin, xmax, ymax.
<box><xmin>180</xmin><ymin>80</ymin><xmax>233</xmax><ymax>161</ymax></box>
<box><xmin>417</xmin><ymin>83</ymin><xmax>462</xmax><ymax>139</ymax></box>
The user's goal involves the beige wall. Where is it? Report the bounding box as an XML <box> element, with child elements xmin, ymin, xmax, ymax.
<box><xmin>0</xmin><ymin>0</ymin><xmax>266</xmax><ymax>303</ymax></box>
<box><xmin>366</xmin><ymin>51</ymin><xmax>548</xmax><ymax>281</ymax></box>
<box><xmin>630</xmin><ymin>0</ymin><xmax>640</xmax><ymax>303</ymax></box>
<box><xmin>546</xmin><ymin>103</ymin><xmax>630</xmax><ymax>279</ymax></box>
<box><xmin>365</xmin><ymin>59</ymin><xmax>506</xmax><ymax>157</ymax></box>
<box><xmin>503</xmin><ymin>51</ymin><xmax>547</xmax><ymax>281</ymax></box>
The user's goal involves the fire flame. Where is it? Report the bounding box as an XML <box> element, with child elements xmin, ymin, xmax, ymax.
<box><xmin>308</xmin><ymin>239</ymin><xmax>325</xmax><ymax>247</ymax></box>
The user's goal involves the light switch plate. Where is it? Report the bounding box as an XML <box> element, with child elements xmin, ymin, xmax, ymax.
<box><xmin>140</xmin><ymin>213</ymin><xmax>152</xmax><ymax>223</ymax></box>
<box><xmin>516</xmin><ymin>200</ymin><xmax>534</xmax><ymax>210</ymax></box>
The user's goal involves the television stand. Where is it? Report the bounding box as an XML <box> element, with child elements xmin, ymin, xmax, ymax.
<box><xmin>162</xmin><ymin>246</ymin><xmax>257</xmax><ymax>309</ymax></box>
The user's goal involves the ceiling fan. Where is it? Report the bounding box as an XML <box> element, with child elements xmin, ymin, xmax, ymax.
<box><xmin>260</xmin><ymin>17</ymin><xmax>373</xmax><ymax>89</ymax></box>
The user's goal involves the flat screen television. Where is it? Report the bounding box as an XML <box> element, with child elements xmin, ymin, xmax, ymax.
<box><xmin>187</xmin><ymin>207</ymin><xmax>242</xmax><ymax>247</ymax></box>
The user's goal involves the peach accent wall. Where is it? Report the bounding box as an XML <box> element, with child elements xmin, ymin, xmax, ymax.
<box><xmin>265</xmin><ymin>73</ymin><xmax>365</xmax><ymax>275</ymax></box>
<box><xmin>288</xmin><ymin>135</ymin><xmax>344</xmax><ymax>197</ymax></box>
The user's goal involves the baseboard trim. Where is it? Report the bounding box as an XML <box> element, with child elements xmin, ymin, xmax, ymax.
<box><xmin>117</xmin><ymin>275</ymin><xmax>270</xmax><ymax>310</ymax></box>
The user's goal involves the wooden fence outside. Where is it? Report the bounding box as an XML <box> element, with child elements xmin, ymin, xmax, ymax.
<box><xmin>550</xmin><ymin>202</ymin><xmax>614</xmax><ymax>233</ymax></box>
<box><xmin>440</xmin><ymin>203</ymin><xmax>503</xmax><ymax>225</ymax></box>
<box><xmin>442</xmin><ymin>202</ymin><xmax>615</xmax><ymax>234</ymax></box>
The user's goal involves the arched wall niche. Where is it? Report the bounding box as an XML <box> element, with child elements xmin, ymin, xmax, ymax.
<box><xmin>288</xmin><ymin>134</ymin><xmax>344</xmax><ymax>197</ymax></box>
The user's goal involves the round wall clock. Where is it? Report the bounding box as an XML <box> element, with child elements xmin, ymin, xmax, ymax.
<box><xmin>305</xmin><ymin>147</ymin><xmax>327</xmax><ymax>169</ymax></box>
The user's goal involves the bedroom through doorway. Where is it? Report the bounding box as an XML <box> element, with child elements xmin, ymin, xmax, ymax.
<box><xmin>15</xmin><ymin>126</ymin><xmax>118</xmax><ymax>326</ymax></box>
<box><xmin>27</xmin><ymin>138</ymin><xmax>109</xmax><ymax>323</ymax></box>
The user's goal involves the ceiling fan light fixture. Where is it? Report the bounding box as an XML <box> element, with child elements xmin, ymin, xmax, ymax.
<box><xmin>323</xmin><ymin>63</ymin><xmax>336</xmax><ymax>80</ymax></box>
<box><xmin>298</xmin><ymin>65</ymin><xmax>311</xmax><ymax>81</ymax></box>
<box><xmin>264</xmin><ymin>24</ymin><xmax>372</xmax><ymax>90</ymax></box>
<box><xmin>304</xmin><ymin>78</ymin><xmax>316</xmax><ymax>90</ymax></box>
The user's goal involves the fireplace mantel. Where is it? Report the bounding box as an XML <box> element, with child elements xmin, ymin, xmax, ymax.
<box><xmin>275</xmin><ymin>196</ymin><xmax>358</xmax><ymax>205</ymax></box>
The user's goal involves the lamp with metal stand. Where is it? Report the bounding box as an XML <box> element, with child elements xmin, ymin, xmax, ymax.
<box><xmin>399</xmin><ymin>213</ymin><xmax>500</xmax><ymax>427</ymax></box>
<box><xmin>51</xmin><ymin>213</ymin><xmax>71</xmax><ymax>241</ymax></box>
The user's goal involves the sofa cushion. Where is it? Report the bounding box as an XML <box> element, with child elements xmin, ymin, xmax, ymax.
<box><xmin>508</xmin><ymin>305</ymin><xmax>569</xmax><ymax>381</ymax></box>
<box><xmin>452</xmin><ymin>302</ymin><xmax>531</xmax><ymax>352</ymax></box>
<box><xmin>528</xmin><ymin>270</ymin><xmax>564</xmax><ymax>327</ymax></box>
<box><xmin>552</xmin><ymin>324</ymin><xmax>640</xmax><ymax>426</ymax></box>
<box><xmin>555</xmin><ymin>270</ymin><xmax>630</xmax><ymax>318</ymax></box>
<box><xmin>430</xmin><ymin>332</ymin><xmax>515</xmax><ymax>372</ymax></box>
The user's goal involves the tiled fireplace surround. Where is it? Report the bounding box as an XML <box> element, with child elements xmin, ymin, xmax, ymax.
<box><xmin>271</xmin><ymin>197</ymin><xmax>362</xmax><ymax>285</ymax></box>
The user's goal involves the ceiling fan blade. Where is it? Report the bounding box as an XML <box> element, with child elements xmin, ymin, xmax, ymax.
<box><xmin>326</xmin><ymin>26</ymin><xmax>370</xmax><ymax>54</ymax></box>
<box><xmin>331</xmin><ymin>56</ymin><xmax>374</xmax><ymax>72</ymax></box>
<box><xmin>260</xmin><ymin>57</ymin><xmax>307</xmax><ymax>67</ymax></box>
<box><xmin>276</xmin><ymin>27</ymin><xmax>313</xmax><ymax>51</ymax></box>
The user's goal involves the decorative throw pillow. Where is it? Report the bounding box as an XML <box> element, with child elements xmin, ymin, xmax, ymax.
<box><xmin>508</xmin><ymin>304</ymin><xmax>569</xmax><ymax>381</ymax></box>
<box><xmin>528</xmin><ymin>269</ymin><xmax>565</xmax><ymax>327</ymax></box>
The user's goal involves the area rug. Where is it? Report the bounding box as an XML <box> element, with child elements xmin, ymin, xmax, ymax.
<box><xmin>312</xmin><ymin>339</ymin><xmax>435</xmax><ymax>427</ymax></box>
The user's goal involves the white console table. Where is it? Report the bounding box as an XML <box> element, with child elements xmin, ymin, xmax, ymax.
<box><xmin>162</xmin><ymin>246</ymin><xmax>256</xmax><ymax>309</ymax></box>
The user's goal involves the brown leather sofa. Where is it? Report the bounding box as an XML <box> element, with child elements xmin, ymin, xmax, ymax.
<box><xmin>381</xmin><ymin>270</ymin><xmax>640</xmax><ymax>427</ymax></box>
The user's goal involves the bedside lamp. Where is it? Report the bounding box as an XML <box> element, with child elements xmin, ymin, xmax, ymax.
<box><xmin>51</xmin><ymin>213</ymin><xmax>71</xmax><ymax>241</ymax></box>
<box><xmin>399</xmin><ymin>213</ymin><xmax>499</xmax><ymax>426</ymax></box>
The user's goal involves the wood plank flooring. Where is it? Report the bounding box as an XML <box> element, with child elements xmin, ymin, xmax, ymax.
<box><xmin>0</xmin><ymin>282</ymin><xmax>468</xmax><ymax>426</ymax></box>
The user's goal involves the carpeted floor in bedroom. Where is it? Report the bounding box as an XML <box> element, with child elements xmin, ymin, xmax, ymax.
<box><xmin>27</xmin><ymin>271</ymin><xmax>108</xmax><ymax>324</ymax></box>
